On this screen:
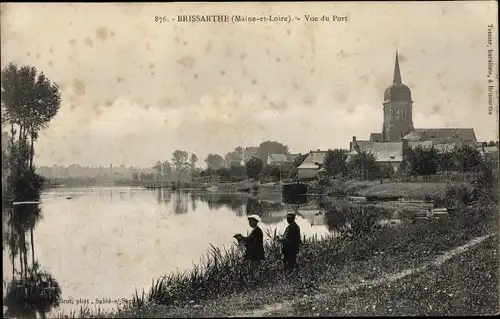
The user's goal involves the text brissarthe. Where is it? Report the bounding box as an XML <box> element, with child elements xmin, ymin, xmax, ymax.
<box><xmin>177</xmin><ymin>15</ymin><xmax>231</xmax><ymax>23</ymax></box>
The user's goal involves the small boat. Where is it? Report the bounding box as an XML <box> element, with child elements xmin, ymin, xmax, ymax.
<box><xmin>237</xmin><ymin>187</ymin><xmax>251</xmax><ymax>193</ymax></box>
<box><xmin>12</xmin><ymin>201</ymin><xmax>40</xmax><ymax>206</ymax></box>
<box><xmin>145</xmin><ymin>185</ymin><xmax>161</xmax><ymax>189</ymax></box>
<box><xmin>207</xmin><ymin>186</ymin><xmax>218</xmax><ymax>192</ymax></box>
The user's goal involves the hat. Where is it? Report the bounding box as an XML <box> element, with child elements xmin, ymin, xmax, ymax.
<box><xmin>247</xmin><ymin>214</ymin><xmax>261</xmax><ymax>222</ymax></box>
<box><xmin>286</xmin><ymin>212</ymin><xmax>296</xmax><ymax>218</ymax></box>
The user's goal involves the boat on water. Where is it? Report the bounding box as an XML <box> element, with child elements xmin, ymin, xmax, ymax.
<box><xmin>207</xmin><ymin>186</ymin><xmax>218</xmax><ymax>192</ymax></box>
<box><xmin>281</xmin><ymin>181</ymin><xmax>308</xmax><ymax>203</ymax></box>
<box><xmin>144</xmin><ymin>185</ymin><xmax>162</xmax><ymax>189</ymax></box>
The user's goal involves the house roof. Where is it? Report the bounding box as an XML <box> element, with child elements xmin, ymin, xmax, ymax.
<box><xmin>286</xmin><ymin>154</ymin><xmax>300</xmax><ymax>162</ymax></box>
<box><xmin>298</xmin><ymin>151</ymin><xmax>327</xmax><ymax>169</ymax></box>
<box><xmin>403</xmin><ymin>128</ymin><xmax>477</xmax><ymax>143</ymax></box>
<box><xmin>268</xmin><ymin>154</ymin><xmax>288</xmax><ymax>162</ymax></box>
<box><xmin>351</xmin><ymin>142</ymin><xmax>404</xmax><ymax>162</ymax></box>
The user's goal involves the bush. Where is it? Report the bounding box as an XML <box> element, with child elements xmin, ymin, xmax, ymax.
<box><xmin>323</xmin><ymin>201</ymin><xmax>386</xmax><ymax>237</ymax></box>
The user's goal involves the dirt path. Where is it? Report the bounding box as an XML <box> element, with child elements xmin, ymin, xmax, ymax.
<box><xmin>234</xmin><ymin>234</ymin><xmax>493</xmax><ymax>317</ymax></box>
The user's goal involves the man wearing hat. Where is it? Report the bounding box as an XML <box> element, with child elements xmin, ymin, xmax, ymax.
<box><xmin>279</xmin><ymin>212</ymin><xmax>302</xmax><ymax>276</ymax></box>
<box><xmin>241</xmin><ymin>214</ymin><xmax>265</xmax><ymax>269</ymax></box>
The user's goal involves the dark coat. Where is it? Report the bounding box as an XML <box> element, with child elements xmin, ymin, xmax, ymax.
<box><xmin>282</xmin><ymin>222</ymin><xmax>301</xmax><ymax>255</ymax></box>
<box><xmin>244</xmin><ymin>226</ymin><xmax>265</xmax><ymax>261</ymax></box>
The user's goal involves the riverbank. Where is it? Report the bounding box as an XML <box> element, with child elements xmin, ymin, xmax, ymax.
<box><xmin>275</xmin><ymin>235</ymin><xmax>498</xmax><ymax>317</ymax></box>
<box><xmin>58</xmin><ymin>199</ymin><xmax>498</xmax><ymax>318</ymax></box>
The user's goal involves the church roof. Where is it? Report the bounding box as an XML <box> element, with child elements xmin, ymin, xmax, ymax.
<box><xmin>403</xmin><ymin>128</ymin><xmax>477</xmax><ymax>144</ymax></box>
<box><xmin>384</xmin><ymin>50</ymin><xmax>412</xmax><ymax>103</ymax></box>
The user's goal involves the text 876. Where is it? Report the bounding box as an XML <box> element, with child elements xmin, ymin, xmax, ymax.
<box><xmin>155</xmin><ymin>16</ymin><xmax>168</xmax><ymax>23</ymax></box>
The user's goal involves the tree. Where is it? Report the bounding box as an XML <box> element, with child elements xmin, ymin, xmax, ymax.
<box><xmin>245</xmin><ymin>156</ymin><xmax>264</xmax><ymax>179</ymax></box>
<box><xmin>437</xmin><ymin>150</ymin><xmax>456</xmax><ymax>172</ymax></box>
<box><xmin>205</xmin><ymin>154</ymin><xmax>224</xmax><ymax>170</ymax></box>
<box><xmin>487</xmin><ymin>141</ymin><xmax>497</xmax><ymax>147</ymax></box>
<box><xmin>189</xmin><ymin>154</ymin><xmax>198</xmax><ymax>170</ymax></box>
<box><xmin>172</xmin><ymin>150</ymin><xmax>188</xmax><ymax>169</ymax></box>
<box><xmin>1</xmin><ymin>63</ymin><xmax>61</xmax><ymax>171</ymax></box>
<box><xmin>216</xmin><ymin>167</ymin><xmax>231</xmax><ymax>181</ymax></box>
<box><xmin>288</xmin><ymin>153</ymin><xmax>308</xmax><ymax>178</ymax></box>
<box><xmin>347</xmin><ymin>150</ymin><xmax>379</xmax><ymax>180</ymax></box>
<box><xmin>172</xmin><ymin>150</ymin><xmax>188</xmax><ymax>181</ymax></box>
<box><xmin>224</xmin><ymin>146</ymin><xmax>244</xmax><ymax>167</ymax></box>
<box><xmin>453</xmin><ymin>145</ymin><xmax>483</xmax><ymax>173</ymax></box>
<box><xmin>379</xmin><ymin>163</ymin><xmax>395</xmax><ymax>178</ymax></box>
<box><xmin>406</xmin><ymin>146</ymin><xmax>439</xmax><ymax>176</ymax></box>
<box><xmin>261</xmin><ymin>164</ymin><xmax>281</xmax><ymax>181</ymax></box>
<box><xmin>153</xmin><ymin>161</ymin><xmax>162</xmax><ymax>180</ymax></box>
<box><xmin>256</xmin><ymin>141</ymin><xmax>289</xmax><ymax>162</ymax></box>
<box><xmin>162</xmin><ymin>161</ymin><xmax>172</xmax><ymax>180</ymax></box>
<box><xmin>2</xmin><ymin>64</ymin><xmax>61</xmax><ymax>280</ymax></box>
<box><xmin>323</xmin><ymin>149</ymin><xmax>348</xmax><ymax>178</ymax></box>
<box><xmin>229</xmin><ymin>163</ymin><xmax>246</xmax><ymax>181</ymax></box>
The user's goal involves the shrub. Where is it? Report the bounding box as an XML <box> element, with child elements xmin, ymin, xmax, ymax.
<box><xmin>323</xmin><ymin>201</ymin><xmax>386</xmax><ymax>237</ymax></box>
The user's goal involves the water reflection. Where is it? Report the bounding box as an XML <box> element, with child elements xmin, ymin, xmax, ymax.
<box><xmin>3</xmin><ymin>170</ymin><xmax>62</xmax><ymax>319</ymax></box>
<box><xmin>4</xmin><ymin>187</ymin><xmax>332</xmax><ymax>316</ymax></box>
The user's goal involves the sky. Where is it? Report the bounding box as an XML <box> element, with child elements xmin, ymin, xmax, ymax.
<box><xmin>1</xmin><ymin>2</ymin><xmax>498</xmax><ymax>168</ymax></box>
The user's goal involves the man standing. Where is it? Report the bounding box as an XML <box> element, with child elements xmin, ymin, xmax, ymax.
<box><xmin>279</xmin><ymin>212</ymin><xmax>301</xmax><ymax>276</ymax></box>
<box><xmin>242</xmin><ymin>215</ymin><xmax>265</xmax><ymax>270</ymax></box>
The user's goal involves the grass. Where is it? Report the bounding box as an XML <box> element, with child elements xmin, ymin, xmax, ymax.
<box><xmin>277</xmin><ymin>235</ymin><xmax>499</xmax><ymax>316</ymax></box>
<box><xmin>351</xmin><ymin>181</ymin><xmax>463</xmax><ymax>199</ymax></box>
<box><xmin>54</xmin><ymin>196</ymin><xmax>498</xmax><ymax>318</ymax></box>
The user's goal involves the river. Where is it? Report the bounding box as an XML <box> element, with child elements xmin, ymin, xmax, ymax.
<box><xmin>2</xmin><ymin>186</ymin><xmax>331</xmax><ymax>315</ymax></box>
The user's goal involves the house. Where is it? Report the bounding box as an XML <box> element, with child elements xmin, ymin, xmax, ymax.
<box><xmin>297</xmin><ymin>150</ymin><xmax>328</xmax><ymax>180</ymax></box>
<box><xmin>267</xmin><ymin>154</ymin><xmax>289</xmax><ymax>166</ymax></box>
<box><xmin>349</xmin><ymin>136</ymin><xmax>405</xmax><ymax>172</ymax></box>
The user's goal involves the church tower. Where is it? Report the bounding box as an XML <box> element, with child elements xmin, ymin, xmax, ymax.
<box><xmin>382</xmin><ymin>51</ymin><xmax>414</xmax><ymax>142</ymax></box>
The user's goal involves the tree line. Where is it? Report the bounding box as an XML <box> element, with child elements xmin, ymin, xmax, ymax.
<box><xmin>321</xmin><ymin>144</ymin><xmax>494</xmax><ymax>181</ymax></box>
<box><xmin>148</xmin><ymin>141</ymin><xmax>300</xmax><ymax>182</ymax></box>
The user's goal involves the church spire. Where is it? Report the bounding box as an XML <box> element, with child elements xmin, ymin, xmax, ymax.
<box><xmin>393</xmin><ymin>50</ymin><xmax>402</xmax><ymax>84</ymax></box>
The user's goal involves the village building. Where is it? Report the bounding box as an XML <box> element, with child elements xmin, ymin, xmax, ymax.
<box><xmin>297</xmin><ymin>150</ymin><xmax>328</xmax><ymax>180</ymax></box>
<box><xmin>350</xmin><ymin>51</ymin><xmax>479</xmax><ymax>171</ymax></box>
<box><xmin>348</xmin><ymin>137</ymin><xmax>406</xmax><ymax>172</ymax></box>
<box><xmin>366</xmin><ymin>51</ymin><xmax>478</xmax><ymax>146</ymax></box>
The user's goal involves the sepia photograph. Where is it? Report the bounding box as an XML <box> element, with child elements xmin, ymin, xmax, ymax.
<box><xmin>1</xmin><ymin>1</ymin><xmax>499</xmax><ymax>318</ymax></box>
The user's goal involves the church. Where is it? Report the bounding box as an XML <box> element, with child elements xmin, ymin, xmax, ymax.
<box><xmin>349</xmin><ymin>51</ymin><xmax>478</xmax><ymax>172</ymax></box>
